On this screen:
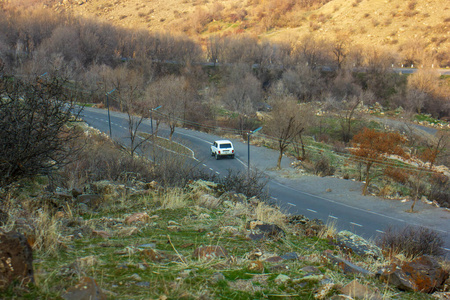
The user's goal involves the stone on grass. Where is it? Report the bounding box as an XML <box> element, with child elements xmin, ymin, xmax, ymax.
<box><xmin>275</xmin><ymin>274</ymin><xmax>290</xmax><ymax>284</ymax></box>
<box><xmin>61</xmin><ymin>277</ymin><xmax>106</xmax><ymax>300</ymax></box>
<box><xmin>324</xmin><ymin>251</ymin><xmax>373</xmax><ymax>276</ymax></box>
<box><xmin>117</xmin><ymin>227</ymin><xmax>139</xmax><ymax>237</ymax></box>
<box><xmin>124</xmin><ymin>212</ymin><xmax>149</xmax><ymax>225</ymax></box>
<box><xmin>193</xmin><ymin>246</ymin><xmax>228</xmax><ymax>260</ymax></box>
<box><xmin>248</xmin><ymin>261</ymin><xmax>264</xmax><ymax>272</ymax></box>
<box><xmin>0</xmin><ymin>231</ymin><xmax>34</xmax><ymax>290</ymax></box>
<box><xmin>340</xmin><ymin>279</ymin><xmax>382</xmax><ymax>300</ymax></box>
<box><xmin>197</xmin><ymin>194</ymin><xmax>222</xmax><ymax>209</ymax></box>
<box><xmin>76</xmin><ymin>194</ymin><xmax>102</xmax><ymax>208</ymax></box>
<box><xmin>315</xmin><ymin>283</ymin><xmax>334</xmax><ymax>299</ymax></box>
<box><xmin>376</xmin><ymin>255</ymin><xmax>448</xmax><ymax>293</ymax></box>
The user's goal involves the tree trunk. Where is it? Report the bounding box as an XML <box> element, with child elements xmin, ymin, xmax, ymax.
<box><xmin>277</xmin><ymin>150</ymin><xmax>283</xmax><ymax>169</ymax></box>
<box><xmin>362</xmin><ymin>162</ymin><xmax>372</xmax><ymax>196</ymax></box>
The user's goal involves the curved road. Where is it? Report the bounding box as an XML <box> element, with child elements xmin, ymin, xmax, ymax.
<box><xmin>79</xmin><ymin>107</ymin><xmax>450</xmax><ymax>257</ymax></box>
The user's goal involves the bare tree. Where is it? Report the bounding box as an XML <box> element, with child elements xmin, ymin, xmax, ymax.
<box><xmin>266</xmin><ymin>95</ymin><xmax>306</xmax><ymax>169</ymax></box>
<box><xmin>221</xmin><ymin>66</ymin><xmax>262</xmax><ymax>132</ymax></box>
<box><xmin>146</xmin><ymin>75</ymin><xmax>194</xmax><ymax>141</ymax></box>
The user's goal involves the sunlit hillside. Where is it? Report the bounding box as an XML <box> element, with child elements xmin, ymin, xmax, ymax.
<box><xmin>8</xmin><ymin>0</ymin><xmax>449</xmax><ymax>66</ymax></box>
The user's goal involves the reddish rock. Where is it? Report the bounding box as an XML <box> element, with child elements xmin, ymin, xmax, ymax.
<box><xmin>193</xmin><ymin>246</ymin><xmax>228</xmax><ymax>260</ymax></box>
<box><xmin>0</xmin><ymin>231</ymin><xmax>34</xmax><ymax>290</ymax></box>
<box><xmin>376</xmin><ymin>255</ymin><xmax>448</xmax><ymax>293</ymax></box>
<box><xmin>124</xmin><ymin>212</ymin><xmax>149</xmax><ymax>225</ymax></box>
<box><xmin>61</xmin><ymin>277</ymin><xmax>106</xmax><ymax>300</ymax></box>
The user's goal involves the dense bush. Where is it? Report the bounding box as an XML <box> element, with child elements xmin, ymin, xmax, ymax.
<box><xmin>377</xmin><ymin>225</ymin><xmax>444</xmax><ymax>257</ymax></box>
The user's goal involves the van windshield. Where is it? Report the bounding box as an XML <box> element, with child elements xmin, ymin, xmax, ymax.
<box><xmin>220</xmin><ymin>143</ymin><xmax>232</xmax><ymax>149</ymax></box>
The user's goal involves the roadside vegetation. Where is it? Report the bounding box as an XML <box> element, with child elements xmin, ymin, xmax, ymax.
<box><xmin>0</xmin><ymin>125</ymin><xmax>447</xmax><ymax>299</ymax></box>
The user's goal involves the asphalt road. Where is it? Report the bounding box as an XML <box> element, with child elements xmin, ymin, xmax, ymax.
<box><xmin>79</xmin><ymin>106</ymin><xmax>450</xmax><ymax>257</ymax></box>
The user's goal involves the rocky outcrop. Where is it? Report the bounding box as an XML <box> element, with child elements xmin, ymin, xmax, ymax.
<box><xmin>0</xmin><ymin>231</ymin><xmax>34</xmax><ymax>290</ymax></box>
<box><xmin>376</xmin><ymin>255</ymin><xmax>448</xmax><ymax>293</ymax></box>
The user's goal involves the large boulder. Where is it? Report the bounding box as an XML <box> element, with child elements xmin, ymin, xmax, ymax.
<box><xmin>336</xmin><ymin>230</ymin><xmax>382</xmax><ymax>259</ymax></box>
<box><xmin>0</xmin><ymin>231</ymin><xmax>34</xmax><ymax>290</ymax></box>
<box><xmin>376</xmin><ymin>255</ymin><xmax>449</xmax><ymax>293</ymax></box>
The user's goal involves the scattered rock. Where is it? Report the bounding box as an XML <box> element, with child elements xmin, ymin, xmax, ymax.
<box><xmin>281</xmin><ymin>252</ymin><xmax>300</xmax><ymax>261</ymax></box>
<box><xmin>326</xmin><ymin>188</ymin><xmax>332</xmax><ymax>192</ymax></box>
<box><xmin>265</xmin><ymin>256</ymin><xmax>284</xmax><ymax>263</ymax></box>
<box><xmin>336</xmin><ymin>230</ymin><xmax>382</xmax><ymax>259</ymax></box>
<box><xmin>248</xmin><ymin>261</ymin><xmax>264</xmax><ymax>272</ymax></box>
<box><xmin>124</xmin><ymin>212</ymin><xmax>149</xmax><ymax>225</ymax></box>
<box><xmin>76</xmin><ymin>194</ymin><xmax>102</xmax><ymax>208</ymax></box>
<box><xmin>129</xmin><ymin>273</ymin><xmax>142</xmax><ymax>281</ymax></box>
<box><xmin>197</xmin><ymin>194</ymin><xmax>221</xmax><ymax>209</ymax></box>
<box><xmin>91</xmin><ymin>230</ymin><xmax>110</xmax><ymax>239</ymax></box>
<box><xmin>117</xmin><ymin>227</ymin><xmax>139</xmax><ymax>237</ymax></box>
<box><xmin>71</xmin><ymin>188</ymin><xmax>83</xmax><ymax>198</ymax></box>
<box><xmin>275</xmin><ymin>274</ymin><xmax>290</xmax><ymax>284</ymax></box>
<box><xmin>302</xmin><ymin>266</ymin><xmax>321</xmax><ymax>274</ymax></box>
<box><xmin>168</xmin><ymin>220</ymin><xmax>180</xmax><ymax>226</ymax></box>
<box><xmin>270</xmin><ymin>264</ymin><xmax>289</xmax><ymax>272</ymax></box>
<box><xmin>324</xmin><ymin>252</ymin><xmax>373</xmax><ymax>276</ymax></box>
<box><xmin>247</xmin><ymin>222</ymin><xmax>285</xmax><ymax>241</ymax></box>
<box><xmin>167</xmin><ymin>225</ymin><xmax>180</xmax><ymax>232</ymax></box>
<box><xmin>137</xmin><ymin>243</ymin><xmax>156</xmax><ymax>249</ymax></box>
<box><xmin>193</xmin><ymin>246</ymin><xmax>228</xmax><ymax>260</ymax></box>
<box><xmin>55</xmin><ymin>191</ymin><xmax>73</xmax><ymax>201</ymax></box>
<box><xmin>340</xmin><ymin>279</ymin><xmax>382</xmax><ymax>300</ymax></box>
<box><xmin>0</xmin><ymin>231</ymin><xmax>34</xmax><ymax>290</ymax></box>
<box><xmin>376</xmin><ymin>255</ymin><xmax>449</xmax><ymax>293</ymax></box>
<box><xmin>315</xmin><ymin>283</ymin><xmax>334</xmax><ymax>299</ymax></box>
<box><xmin>61</xmin><ymin>277</ymin><xmax>106</xmax><ymax>300</ymax></box>
<box><xmin>141</xmin><ymin>248</ymin><xmax>165</xmax><ymax>262</ymax></box>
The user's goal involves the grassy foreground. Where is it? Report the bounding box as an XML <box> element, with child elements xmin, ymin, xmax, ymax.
<box><xmin>1</xmin><ymin>178</ymin><xmax>442</xmax><ymax>300</ymax></box>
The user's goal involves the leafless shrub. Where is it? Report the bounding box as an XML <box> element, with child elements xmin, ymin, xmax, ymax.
<box><xmin>217</xmin><ymin>169</ymin><xmax>269</xmax><ymax>201</ymax></box>
<box><xmin>0</xmin><ymin>73</ymin><xmax>80</xmax><ymax>188</ymax></box>
<box><xmin>377</xmin><ymin>225</ymin><xmax>444</xmax><ymax>257</ymax></box>
<box><xmin>313</xmin><ymin>155</ymin><xmax>335</xmax><ymax>177</ymax></box>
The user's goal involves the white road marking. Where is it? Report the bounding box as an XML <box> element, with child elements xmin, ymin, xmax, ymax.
<box><xmin>307</xmin><ymin>209</ymin><xmax>317</xmax><ymax>213</ymax></box>
<box><xmin>350</xmin><ymin>222</ymin><xmax>363</xmax><ymax>227</ymax></box>
<box><xmin>215</xmin><ymin>171</ymin><xmax>220</xmax><ymax>175</ymax></box>
<box><xmin>376</xmin><ymin>230</ymin><xmax>385</xmax><ymax>234</ymax></box>
<box><xmin>287</xmin><ymin>202</ymin><xmax>296</xmax><ymax>206</ymax></box>
<box><xmin>328</xmin><ymin>215</ymin><xmax>338</xmax><ymax>219</ymax></box>
<box><xmin>202</xmin><ymin>164</ymin><xmax>207</xmax><ymax>167</ymax></box>
<box><xmin>442</xmin><ymin>247</ymin><xmax>450</xmax><ymax>252</ymax></box>
<box><xmin>209</xmin><ymin>168</ymin><xmax>214</xmax><ymax>171</ymax></box>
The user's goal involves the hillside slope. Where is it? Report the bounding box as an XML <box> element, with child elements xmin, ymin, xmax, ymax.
<box><xmin>48</xmin><ymin>0</ymin><xmax>450</xmax><ymax>66</ymax></box>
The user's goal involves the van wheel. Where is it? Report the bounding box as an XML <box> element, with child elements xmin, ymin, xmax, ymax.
<box><xmin>231</xmin><ymin>154</ymin><xmax>235</xmax><ymax>159</ymax></box>
<box><xmin>211</xmin><ymin>151</ymin><xmax>215</xmax><ymax>156</ymax></box>
<box><xmin>215</xmin><ymin>153</ymin><xmax>219</xmax><ymax>160</ymax></box>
